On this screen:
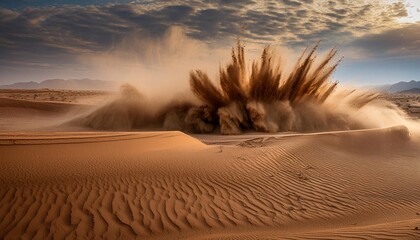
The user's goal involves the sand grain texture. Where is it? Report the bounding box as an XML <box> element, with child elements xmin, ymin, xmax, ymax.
<box><xmin>1</xmin><ymin>126</ymin><xmax>420</xmax><ymax>239</ymax></box>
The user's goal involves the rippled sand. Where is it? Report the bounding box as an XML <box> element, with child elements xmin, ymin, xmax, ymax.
<box><xmin>0</xmin><ymin>94</ymin><xmax>420</xmax><ymax>239</ymax></box>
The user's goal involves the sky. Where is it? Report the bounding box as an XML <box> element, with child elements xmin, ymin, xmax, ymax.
<box><xmin>0</xmin><ymin>0</ymin><xmax>419</xmax><ymax>88</ymax></box>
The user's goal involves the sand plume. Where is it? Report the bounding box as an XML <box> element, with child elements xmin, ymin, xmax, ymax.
<box><xmin>82</xmin><ymin>84</ymin><xmax>155</xmax><ymax>130</ymax></box>
<box><xmin>188</xmin><ymin>41</ymin><xmax>381</xmax><ymax>134</ymax></box>
<box><xmin>248</xmin><ymin>46</ymin><xmax>282</xmax><ymax>102</ymax></box>
<box><xmin>191</xmin><ymin>41</ymin><xmax>340</xmax><ymax>105</ymax></box>
<box><xmin>78</xmin><ymin>41</ymin><xmax>415</xmax><ymax>134</ymax></box>
<box><xmin>190</xmin><ymin>70</ymin><xmax>227</xmax><ymax>108</ymax></box>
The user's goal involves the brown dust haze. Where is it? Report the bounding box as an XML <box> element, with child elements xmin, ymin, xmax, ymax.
<box><xmin>80</xmin><ymin>41</ymin><xmax>411</xmax><ymax>134</ymax></box>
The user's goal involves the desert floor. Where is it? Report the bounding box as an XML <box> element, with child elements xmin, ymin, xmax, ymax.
<box><xmin>382</xmin><ymin>93</ymin><xmax>420</xmax><ymax>119</ymax></box>
<box><xmin>0</xmin><ymin>90</ymin><xmax>420</xmax><ymax>239</ymax></box>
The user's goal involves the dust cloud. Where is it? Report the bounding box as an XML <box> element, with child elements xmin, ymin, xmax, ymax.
<box><xmin>79</xmin><ymin>40</ymin><xmax>416</xmax><ymax>134</ymax></box>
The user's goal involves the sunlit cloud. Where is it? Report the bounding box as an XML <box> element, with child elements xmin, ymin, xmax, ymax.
<box><xmin>398</xmin><ymin>0</ymin><xmax>420</xmax><ymax>23</ymax></box>
<box><xmin>0</xmin><ymin>0</ymin><xmax>419</xmax><ymax>84</ymax></box>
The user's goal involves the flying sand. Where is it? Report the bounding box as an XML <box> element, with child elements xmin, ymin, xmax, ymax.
<box><xmin>1</xmin><ymin>42</ymin><xmax>420</xmax><ymax>239</ymax></box>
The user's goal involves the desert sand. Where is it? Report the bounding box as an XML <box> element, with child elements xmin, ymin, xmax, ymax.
<box><xmin>383</xmin><ymin>93</ymin><xmax>420</xmax><ymax>119</ymax></box>
<box><xmin>0</xmin><ymin>92</ymin><xmax>420</xmax><ymax>239</ymax></box>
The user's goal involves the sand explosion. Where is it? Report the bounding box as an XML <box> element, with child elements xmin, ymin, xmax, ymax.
<box><xmin>81</xmin><ymin>42</ymin><xmax>406</xmax><ymax>134</ymax></box>
<box><xmin>189</xmin><ymin>42</ymin><xmax>343</xmax><ymax>134</ymax></box>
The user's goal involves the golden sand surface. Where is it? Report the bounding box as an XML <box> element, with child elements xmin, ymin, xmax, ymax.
<box><xmin>0</xmin><ymin>91</ymin><xmax>419</xmax><ymax>239</ymax></box>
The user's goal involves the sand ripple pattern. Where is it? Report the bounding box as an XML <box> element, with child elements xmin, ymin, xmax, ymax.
<box><xmin>1</xmin><ymin>127</ymin><xmax>420</xmax><ymax>239</ymax></box>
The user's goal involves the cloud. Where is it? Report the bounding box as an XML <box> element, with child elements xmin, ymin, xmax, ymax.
<box><xmin>0</xmin><ymin>7</ymin><xmax>18</xmax><ymax>21</ymax></box>
<box><xmin>348</xmin><ymin>23</ymin><xmax>420</xmax><ymax>59</ymax></box>
<box><xmin>387</xmin><ymin>1</ymin><xmax>408</xmax><ymax>18</ymax></box>
<box><xmin>283</xmin><ymin>0</ymin><xmax>302</xmax><ymax>7</ymax></box>
<box><xmin>0</xmin><ymin>0</ymin><xmax>419</xmax><ymax>83</ymax></box>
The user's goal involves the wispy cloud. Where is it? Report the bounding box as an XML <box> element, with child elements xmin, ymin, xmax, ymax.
<box><xmin>348</xmin><ymin>23</ymin><xmax>420</xmax><ymax>59</ymax></box>
<box><xmin>0</xmin><ymin>0</ymin><xmax>418</xmax><ymax>84</ymax></box>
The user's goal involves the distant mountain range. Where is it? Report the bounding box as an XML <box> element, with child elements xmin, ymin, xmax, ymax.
<box><xmin>0</xmin><ymin>79</ymin><xmax>118</xmax><ymax>90</ymax></box>
<box><xmin>398</xmin><ymin>88</ymin><xmax>420</xmax><ymax>94</ymax></box>
<box><xmin>367</xmin><ymin>80</ymin><xmax>420</xmax><ymax>93</ymax></box>
<box><xmin>1</xmin><ymin>78</ymin><xmax>418</xmax><ymax>94</ymax></box>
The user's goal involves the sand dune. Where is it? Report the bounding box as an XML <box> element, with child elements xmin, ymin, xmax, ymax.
<box><xmin>0</xmin><ymin>97</ymin><xmax>93</xmax><ymax>132</ymax></box>
<box><xmin>1</xmin><ymin>127</ymin><xmax>419</xmax><ymax>239</ymax></box>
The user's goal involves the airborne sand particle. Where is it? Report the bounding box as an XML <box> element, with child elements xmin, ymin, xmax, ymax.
<box><xmin>80</xmin><ymin>41</ymin><xmax>414</xmax><ymax>134</ymax></box>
